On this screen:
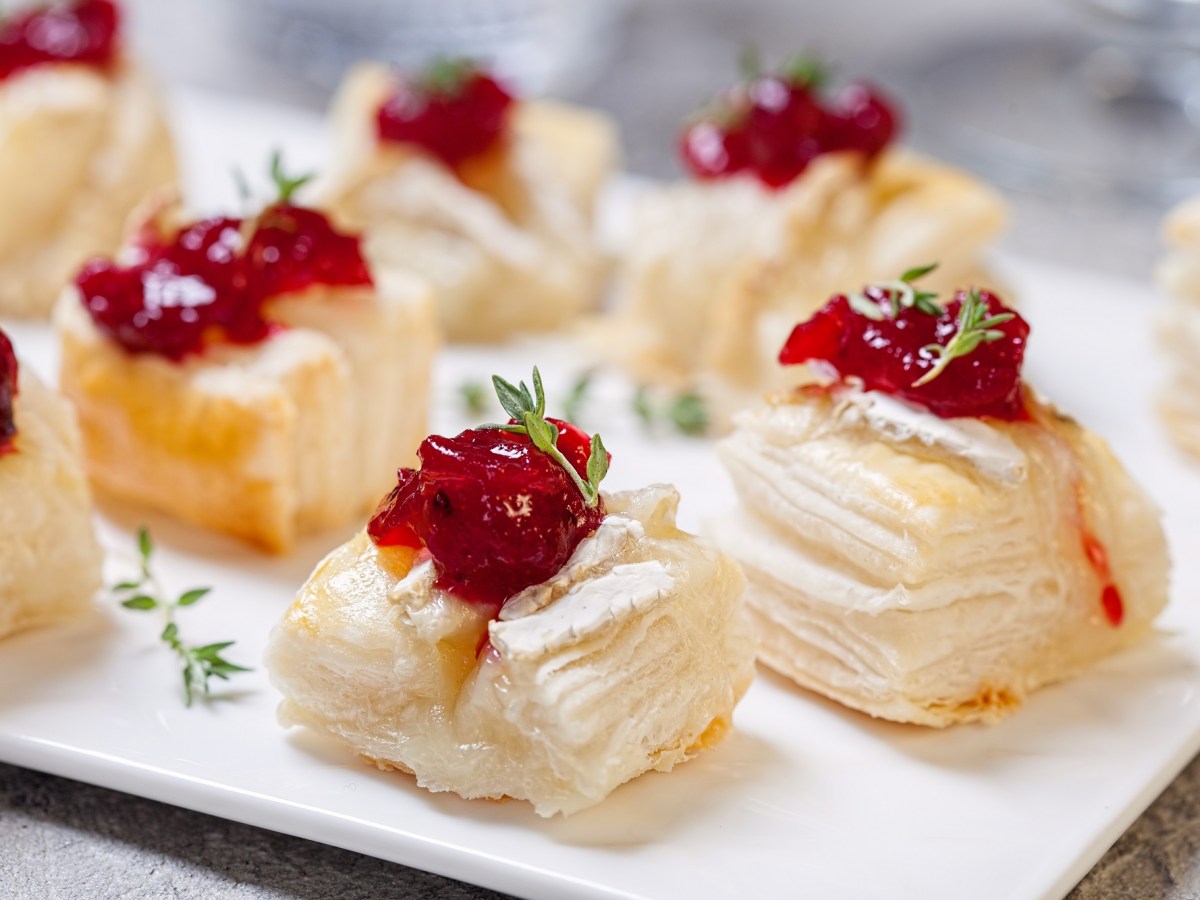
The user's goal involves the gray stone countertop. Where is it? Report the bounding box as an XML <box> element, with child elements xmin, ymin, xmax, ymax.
<box><xmin>2</xmin><ymin>0</ymin><xmax>1194</xmax><ymax>897</ymax></box>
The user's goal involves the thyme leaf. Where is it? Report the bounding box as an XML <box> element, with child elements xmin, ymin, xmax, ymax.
<box><xmin>112</xmin><ymin>527</ymin><xmax>250</xmax><ymax>707</ymax></box>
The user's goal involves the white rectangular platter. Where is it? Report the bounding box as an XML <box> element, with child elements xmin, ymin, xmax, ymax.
<box><xmin>1</xmin><ymin>89</ymin><xmax>1198</xmax><ymax>900</ymax></box>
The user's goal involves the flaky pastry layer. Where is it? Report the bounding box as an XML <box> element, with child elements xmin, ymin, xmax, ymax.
<box><xmin>265</xmin><ymin>484</ymin><xmax>757</xmax><ymax>816</ymax></box>
<box><xmin>714</xmin><ymin>388</ymin><xmax>1168</xmax><ymax>726</ymax></box>
<box><xmin>316</xmin><ymin>64</ymin><xmax>617</xmax><ymax>342</ymax></box>
<box><xmin>0</xmin><ymin>369</ymin><xmax>102</xmax><ymax>638</ymax></box>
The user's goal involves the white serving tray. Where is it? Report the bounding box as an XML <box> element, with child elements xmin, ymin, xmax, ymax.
<box><xmin>1</xmin><ymin>88</ymin><xmax>1198</xmax><ymax>900</ymax></box>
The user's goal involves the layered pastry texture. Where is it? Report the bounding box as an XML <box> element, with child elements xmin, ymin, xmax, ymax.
<box><xmin>55</xmin><ymin>204</ymin><xmax>437</xmax><ymax>553</ymax></box>
<box><xmin>0</xmin><ymin>56</ymin><xmax>176</xmax><ymax>317</ymax></box>
<box><xmin>610</xmin><ymin>151</ymin><xmax>1007</xmax><ymax>413</ymax></box>
<box><xmin>1157</xmin><ymin>196</ymin><xmax>1200</xmax><ymax>458</ymax></box>
<box><xmin>266</xmin><ymin>484</ymin><xmax>756</xmax><ymax>817</ymax></box>
<box><xmin>316</xmin><ymin>63</ymin><xmax>617</xmax><ymax>341</ymax></box>
<box><xmin>713</xmin><ymin>387</ymin><xmax>1169</xmax><ymax>726</ymax></box>
<box><xmin>0</xmin><ymin>367</ymin><xmax>103</xmax><ymax>638</ymax></box>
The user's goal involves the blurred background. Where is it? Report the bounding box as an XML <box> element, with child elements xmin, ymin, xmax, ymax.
<box><xmin>121</xmin><ymin>0</ymin><xmax>1200</xmax><ymax>281</ymax></box>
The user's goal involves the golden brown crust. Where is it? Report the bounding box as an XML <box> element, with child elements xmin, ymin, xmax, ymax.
<box><xmin>316</xmin><ymin>64</ymin><xmax>616</xmax><ymax>342</ymax></box>
<box><xmin>0</xmin><ymin>60</ymin><xmax>177</xmax><ymax>317</ymax></box>
<box><xmin>55</xmin><ymin>273</ymin><xmax>436</xmax><ymax>553</ymax></box>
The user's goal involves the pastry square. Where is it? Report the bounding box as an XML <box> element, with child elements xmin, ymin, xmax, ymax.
<box><xmin>267</xmin><ymin>484</ymin><xmax>755</xmax><ymax>817</ymax></box>
<box><xmin>0</xmin><ymin>2</ymin><xmax>176</xmax><ymax>317</ymax></box>
<box><xmin>1157</xmin><ymin>196</ymin><xmax>1200</xmax><ymax>458</ymax></box>
<box><xmin>714</xmin><ymin>385</ymin><xmax>1169</xmax><ymax>727</ymax></box>
<box><xmin>56</xmin><ymin>273</ymin><xmax>435</xmax><ymax>553</ymax></box>
<box><xmin>0</xmin><ymin>361</ymin><xmax>103</xmax><ymax>638</ymax></box>
<box><xmin>316</xmin><ymin>63</ymin><xmax>617</xmax><ymax>341</ymax></box>
<box><xmin>610</xmin><ymin>151</ymin><xmax>1007</xmax><ymax>407</ymax></box>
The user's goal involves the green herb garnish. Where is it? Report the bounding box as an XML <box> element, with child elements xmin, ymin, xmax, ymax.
<box><xmin>666</xmin><ymin>390</ymin><xmax>710</xmax><ymax>436</ymax></box>
<box><xmin>913</xmin><ymin>287</ymin><xmax>1015</xmax><ymax>387</ymax></box>
<box><xmin>420</xmin><ymin>57</ymin><xmax>478</xmax><ymax>96</ymax></box>
<box><xmin>846</xmin><ymin>262</ymin><xmax>944</xmax><ymax>321</ymax></box>
<box><xmin>268</xmin><ymin>149</ymin><xmax>313</xmax><ymax>205</ymax></box>
<box><xmin>562</xmin><ymin>370</ymin><xmax>594</xmax><ymax>424</ymax></box>
<box><xmin>485</xmin><ymin>367</ymin><xmax>608</xmax><ymax>508</ymax></box>
<box><xmin>459</xmin><ymin>380</ymin><xmax>489</xmax><ymax>417</ymax></box>
<box><xmin>113</xmin><ymin>527</ymin><xmax>251</xmax><ymax>707</ymax></box>
<box><xmin>631</xmin><ymin>386</ymin><xmax>711</xmax><ymax>437</ymax></box>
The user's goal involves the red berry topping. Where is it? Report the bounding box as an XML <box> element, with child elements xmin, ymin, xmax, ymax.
<box><xmin>78</xmin><ymin>216</ymin><xmax>261</xmax><ymax>360</ymax></box>
<box><xmin>779</xmin><ymin>276</ymin><xmax>1029</xmax><ymax>420</ymax></box>
<box><xmin>679</xmin><ymin>55</ymin><xmax>900</xmax><ymax>189</ymax></box>
<box><xmin>368</xmin><ymin>427</ymin><xmax>606</xmax><ymax>609</ymax></box>
<box><xmin>77</xmin><ymin>200</ymin><xmax>372</xmax><ymax>360</ymax></box>
<box><xmin>823</xmin><ymin>83</ymin><xmax>898</xmax><ymax>157</ymax></box>
<box><xmin>0</xmin><ymin>328</ymin><xmax>18</xmax><ymax>454</ymax></box>
<box><xmin>247</xmin><ymin>205</ymin><xmax>373</xmax><ymax>300</ymax></box>
<box><xmin>0</xmin><ymin>0</ymin><xmax>119</xmax><ymax>82</ymax></box>
<box><xmin>376</xmin><ymin>59</ymin><xmax>514</xmax><ymax>167</ymax></box>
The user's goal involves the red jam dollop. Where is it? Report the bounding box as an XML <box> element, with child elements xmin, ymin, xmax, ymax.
<box><xmin>679</xmin><ymin>60</ymin><xmax>899</xmax><ymax>189</ymax></box>
<box><xmin>76</xmin><ymin>206</ymin><xmax>371</xmax><ymax>360</ymax></box>
<box><xmin>368</xmin><ymin>420</ymin><xmax>606</xmax><ymax>610</ymax></box>
<box><xmin>376</xmin><ymin>60</ymin><xmax>514</xmax><ymax>168</ymax></box>
<box><xmin>779</xmin><ymin>286</ymin><xmax>1030</xmax><ymax>420</ymax></box>
<box><xmin>0</xmin><ymin>328</ymin><xmax>17</xmax><ymax>454</ymax></box>
<box><xmin>0</xmin><ymin>0</ymin><xmax>120</xmax><ymax>82</ymax></box>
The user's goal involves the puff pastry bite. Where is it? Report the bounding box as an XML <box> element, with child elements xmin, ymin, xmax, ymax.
<box><xmin>316</xmin><ymin>60</ymin><xmax>616</xmax><ymax>342</ymax></box>
<box><xmin>712</xmin><ymin>268</ymin><xmax>1168</xmax><ymax>726</ymax></box>
<box><xmin>1157</xmin><ymin>196</ymin><xmax>1200</xmax><ymax>458</ymax></box>
<box><xmin>608</xmin><ymin>57</ymin><xmax>1006</xmax><ymax>418</ymax></box>
<box><xmin>266</xmin><ymin>370</ymin><xmax>756</xmax><ymax>816</ymax></box>
<box><xmin>55</xmin><ymin>171</ymin><xmax>437</xmax><ymax>553</ymax></box>
<box><xmin>0</xmin><ymin>328</ymin><xmax>103</xmax><ymax>639</ymax></box>
<box><xmin>0</xmin><ymin>0</ymin><xmax>176</xmax><ymax>317</ymax></box>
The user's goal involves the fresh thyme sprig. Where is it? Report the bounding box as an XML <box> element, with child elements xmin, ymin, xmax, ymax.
<box><xmin>113</xmin><ymin>527</ymin><xmax>251</xmax><ymax>707</ymax></box>
<box><xmin>562</xmin><ymin>370</ymin><xmax>594</xmax><ymax>424</ymax></box>
<box><xmin>268</xmin><ymin>150</ymin><xmax>314</xmax><ymax>205</ymax></box>
<box><xmin>846</xmin><ymin>262</ymin><xmax>944</xmax><ymax>321</ymax></box>
<box><xmin>632</xmin><ymin>386</ymin><xmax>710</xmax><ymax>437</ymax></box>
<box><xmin>484</xmin><ymin>366</ymin><xmax>609</xmax><ymax>508</ymax></box>
<box><xmin>459</xmin><ymin>380</ymin><xmax>490</xmax><ymax>416</ymax></box>
<box><xmin>913</xmin><ymin>287</ymin><xmax>1015</xmax><ymax>387</ymax></box>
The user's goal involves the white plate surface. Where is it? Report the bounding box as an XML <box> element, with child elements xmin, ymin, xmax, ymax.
<box><xmin>1</xmin><ymin>88</ymin><xmax>1198</xmax><ymax>900</ymax></box>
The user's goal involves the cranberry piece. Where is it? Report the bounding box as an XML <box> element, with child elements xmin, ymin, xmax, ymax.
<box><xmin>368</xmin><ymin>427</ymin><xmax>607</xmax><ymax>609</ymax></box>
<box><xmin>678</xmin><ymin>59</ymin><xmax>901</xmax><ymax>189</ymax></box>
<box><xmin>680</xmin><ymin>119</ymin><xmax>750</xmax><ymax>180</ymax></box>
<box><xmin>779</xmin><ymin>287</ymin><xmax>1029</xmax><ymax>420</ymax></box>
<box><xmin>0</xmin><ymin>328</ymin><xmax>17</xmax><ymax>453</ymax></box>
<box><xmin>77</xmin><ymin>216</ymin><xmax>263</xmax><ymax>360</ymax></box>
<box><xmin>0</xmin><ymin>0</ymin><xmax>119</xmax><ymax>82</ymax></box>
<box><xmin>376</xmin><ymin>62</ymin><xmax>514</xmax><ymax>168</ymax></box>
<box><xmin>247</xmin><ymin>205</ymin><xmax>372</xmax><ymax>300</ymax></box>
<box><xmin>78</xmin><ymin>205</ymin><xmax>374</xmax><ymax>360</ymax></box>
<box><xmin>824</xmin><ymin>84</ymin><xmax>899</xmax><ymax>157</ymax></box>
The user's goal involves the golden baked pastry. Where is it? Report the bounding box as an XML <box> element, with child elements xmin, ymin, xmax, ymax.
<box><xmin>316</xmin><ymin>61</ymin><xmax>617</xmax><ymax>341</ymax></box>
<box><xmin>607</xmin><ymin>57</ymin><xmax>1005</xmax><ymax>424</ymax></box>
<box><xmin>0</xmin><ymin>1</ymin><xmax>176</xmax><ymax>317</ymax></box>
<box><xmin>266</xmin><ymin>372</ymin><xmax>755</xmax><ymax>815</ymax></box>
<box><xmin>56</xmin><ymin>194</ymin><xmax>436</xmax><ymax>553</ymax></box>
<box><xmin>1157</xmin><ymin>195</ymin><xmax>1200</xmax><ymax>458</ymax></box>
<box><xmin>0</xmin><ymin>329</ymin><xmax>102</xmax><ymax>638</ymax></box>
<box><xmin>713</xmin><ymin>272</ymin><xmax>1168</xmax><ymax>726</ymax></box>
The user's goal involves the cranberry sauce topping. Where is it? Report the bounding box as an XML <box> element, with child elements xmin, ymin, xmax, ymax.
<box><xmin>0</xmin><ymin>0</ymin><xmax>119</xmax><ymax>82</ymax></box>
<box><xmin>248</xmin><ymin>205</ymin><xmax>373</xmax><ymax>300</ymax></box>
<box><xmin>376</xmin><ymin>59</ymin><xmax>514</xmax><ymax>168</ymax></box>
<box><xmin>0</xmin><ymin>328</ymin><xmax>18</xmax><ymax>453</ymax></box>
<box><xmin>779</xmin><ymin>282</ymin><xmax>1029</xmax><ymax>420</ymax></box>
<box><xmin>77</xmin><ymin>205</ymin><xmax>371</xmax><ymax>360</ymax></box>
<box><xmin>680</xmin><ymin>56</ymin><xmax>899</xmax><ymax>189</ymax></box>
<box><xmin>369</xmin><ymin>423</ymin><xmax>607</xmax><ymax>610</ymax></box>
